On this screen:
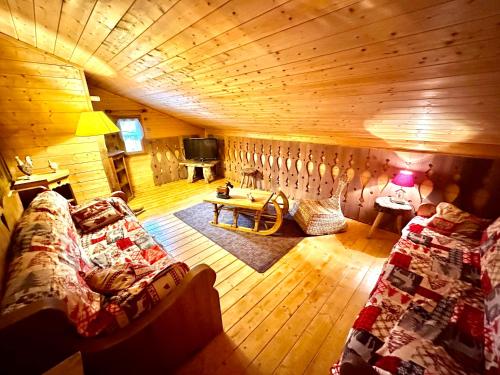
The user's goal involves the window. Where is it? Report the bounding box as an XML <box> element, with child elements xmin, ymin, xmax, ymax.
<box><xmin>117</xmin><ymin>118</ymin><xmax>144</xmax><ymax>153</ymax></box>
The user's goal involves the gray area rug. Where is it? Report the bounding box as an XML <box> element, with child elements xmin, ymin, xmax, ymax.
<box><xmin>174</xmin><ymin>203</ymin><xmax>305</xmax><ymax>273</ymax></box>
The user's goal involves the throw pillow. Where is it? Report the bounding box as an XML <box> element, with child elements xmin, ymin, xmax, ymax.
<box><xmin>427</xmin><ymin>202</ymin><xmax>490</xmax><ymax>240</ymax></box>
<box><xmin>72</xmin><ymin>200</ymin><xmax>123</xmax><ymax>233</ymax></box>
<box><xmin>82</xmin><ymin>263</ymin><xmax>153</xmax><ymax>295</ymax></box>
<box><xmin>416</xmin><ymin>203</ymin><xmax>436</xmax><ymax>218</ymax></box>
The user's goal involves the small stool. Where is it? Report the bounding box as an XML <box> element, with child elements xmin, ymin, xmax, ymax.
<box><xmin>367</xmin><ymin>196</ymin><xmax>413</xmax><ymax>238</ymax></box>
<box><xmin>240</xmin><ymin>167</ymin><xmax>258</xmax><ymax>188</ymax></box>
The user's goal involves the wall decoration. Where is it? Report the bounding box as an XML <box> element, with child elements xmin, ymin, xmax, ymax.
<box><xmin>14</xmin><ymin>156</ymin><xmax>33</xmax><ymax>179</ymax></box>
<box><xmin>48</xmin><ymin>160</ymin><xmax>59</xmax><ymax>173</ymax></box>
<box><xmin>418</xmin><ymin>164</ymin><xmax>434</xmax><ymax>204</ymax></box>
<box><xmin>148</xmin><ymin>137</ymin><xmax>187</xmax><ymax>185</ymax></box>
<box><xmin>218</xmin><ymin>136</ymin><xmax>500</xmax><ymax>227</ymax></box>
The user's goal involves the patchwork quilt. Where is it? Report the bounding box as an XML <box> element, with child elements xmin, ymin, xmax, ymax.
<box><xmin>0</xmin><ymin>192</ymin><xmax>189</xmax><ymax>338</ymax></box>
<box><xmin>332</xmin><ymin>211</ymin><xmax>499</xmax><ymax>375</ymax></box>
<box><xmin>78</xmin><ymin>198</ymin><xmax>190</xmax><ymax>336</ymax></box>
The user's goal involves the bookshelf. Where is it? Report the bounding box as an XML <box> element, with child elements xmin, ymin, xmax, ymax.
<box><xmin>108</xmin><ymin>151</ymin><xmax>133</xmax><ymax>199</ymax></box>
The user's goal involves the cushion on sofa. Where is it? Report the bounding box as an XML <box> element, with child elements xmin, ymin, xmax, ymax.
<box><xmin>0</xmin><ymin>191</ymin><xmax>102</xmax><ymax>336</ymax></box>
<box><xmin>479</xmin><ymin>217</ymin><xmax>500</xmax><ymax>374</ymax></box>
<box><xmin>88</xmin><ymin>260</ymin><xmax>190</xmax><ymax>336</ymax></box>
<box><xmin>82</xmin><ymin>263</ymin><xmax>153</xmax><ymax>295</ymax></box>
<box><xmin>1</xmin><ymin>191</ymin><xmax>191</xmax><ymax>338</ymax></box>
<box><xmin>27</xmin><ymin>188</ymin><xmax>73</xmax><ymax>222</ymax></box>
<box><xmin>71</xmin><ymin>200</ymin><xmax>123</xmax><ymax>233</ymax></box>
<box><xmin>77</xmin><ymin>197</ymin><xmax>191</xmax><ymax>336</ymax></box>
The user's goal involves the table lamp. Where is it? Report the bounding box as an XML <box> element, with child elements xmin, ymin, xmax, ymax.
<box><xmin>390</xmin><ymin>170</ymin><xmax>414</xmax><ymax>204</ymax></box>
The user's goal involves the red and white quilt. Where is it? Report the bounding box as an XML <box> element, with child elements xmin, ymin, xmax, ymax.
<box><xmin>333</xmin><ymin>209</ymin><xmax>498</xmax><ymax>375</ymax></box>
<box><xmin>0</xmin><ymin>192</ymin><xmax>190</xmax><ymax>338</ymax></box>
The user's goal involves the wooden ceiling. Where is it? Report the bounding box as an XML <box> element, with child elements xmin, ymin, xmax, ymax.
<box><xmin>1</xmin><ymin>0</ymin><xmax>500</xmax><ymax>156</ymax></box>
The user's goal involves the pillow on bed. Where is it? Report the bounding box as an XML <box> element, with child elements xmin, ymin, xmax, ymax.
<box><xmin>416</xmin><ymin>203</ymin><xmax>436</xmax><ymax>218</ymax></box>
<box><xmin>427</xmin><ymin>202</ymin><xmax>490</xmax><ymax>240</ymax></box>
<box><xmin>72</xmin><ymin>200</ymin><xmax>123</xmax><ymax>233</ymax></box>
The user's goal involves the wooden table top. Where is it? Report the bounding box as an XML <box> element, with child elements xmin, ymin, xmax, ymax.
<box><xmin>203</xmin><ymin>188</ymin><xmax>273</xmax><ymax>210</ymax></box>
<box><xmin>11</xmin><ymin>169</ymin><xmax>69</xmax><ymax>190</ymax></box>
<box><xmin>375</xmin><ymin>196</ymin><xmax>413</xmax><ymax>211</ymax></box>
<box><xmin>179</xmin><ymin>159</ymin><xmax>220</xmax><ymax>167</ymax></box>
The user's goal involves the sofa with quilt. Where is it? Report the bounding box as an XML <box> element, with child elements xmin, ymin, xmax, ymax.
<box><xmin>0</xmin><ymin>190</ymin><xmax>223</xmax><ymax>374</ymax></box>
<box><xmin>332</xmin><ymin>202</ymin><xmax>500</xmax><ymax>375</ymax></box>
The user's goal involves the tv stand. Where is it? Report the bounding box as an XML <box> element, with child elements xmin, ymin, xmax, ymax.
<box><xmin>179</xmin><ymin>159</ymin><xmax>219</xmax><ymax>183</ymax></box>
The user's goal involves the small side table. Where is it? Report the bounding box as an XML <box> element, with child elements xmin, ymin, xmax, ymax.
<box><xmin>11</xmin><ymin>169</ymin><xmax>75</xmax><ymax>208</ymax></box>
<box><xmin>367</xmin><ymin>196</ymin><xmax>413</xmax><ymax>238</ymax></box>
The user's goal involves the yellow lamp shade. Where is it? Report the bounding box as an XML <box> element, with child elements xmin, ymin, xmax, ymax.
<box><xmin>75</xmin><ymin>111</ymin><xmax>120</xmax><ymax>136</ymax></box>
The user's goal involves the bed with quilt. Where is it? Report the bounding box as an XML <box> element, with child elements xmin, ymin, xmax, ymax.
<box><xmin>0</xmin><ymin>190</ymin><xmax>222</xmax><ymax>374</ymax></box>
<box><xmin>332</xmin><ymin>202</ymin><xmax>500</xmax><ymax>375</ymax></box>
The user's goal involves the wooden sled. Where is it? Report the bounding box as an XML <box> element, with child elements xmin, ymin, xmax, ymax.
<box><xmin>204</xmin><ymin>189</ymin><xmax>289</xmax><ymax>236</ymax></box>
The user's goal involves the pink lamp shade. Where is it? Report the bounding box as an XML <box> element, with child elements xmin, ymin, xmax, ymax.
<box><xmin>392</xmin><ymin>170</ymin><xmax>415</xmax><ymax>188</ymax></box>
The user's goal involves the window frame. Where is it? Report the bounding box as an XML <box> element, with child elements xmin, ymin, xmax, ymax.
<box><xmin>116</xmin><ymin>117</ymin><xmax>146</xmax><ymax>155</ymax></box>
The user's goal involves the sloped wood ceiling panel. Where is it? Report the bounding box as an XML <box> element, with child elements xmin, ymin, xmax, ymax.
<box><xmin>1</xmin><ymin>0</ymin><xmax>499</xmax><ymax>156</ymax></box>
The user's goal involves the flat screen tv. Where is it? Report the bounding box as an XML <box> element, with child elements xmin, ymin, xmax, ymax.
<box><xmin>183</xmin><ymin>137</ymin><xmax>218</xmax><ymax>161</ymax></box>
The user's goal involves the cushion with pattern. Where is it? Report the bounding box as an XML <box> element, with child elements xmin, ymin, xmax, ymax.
<box><xmin>82</xmin><ymin>263</ymin><xmax>153</xmax><ymax>295</ymax></box>
<box><xmin>72</xmin><ymin>200</ymin><xmax>123</xmax><ymax>233</ymax></box>
<box><xmin>427</xmin><ymin>202</ymin><xmax>490</xmax><ymax>240</ymax></box>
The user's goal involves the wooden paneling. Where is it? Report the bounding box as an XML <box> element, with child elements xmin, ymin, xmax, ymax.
<box><xmin>0</xmin><ymin>0</ymin><xmax>499</xmax><ymax>157</ymax></box>
<box><xmin>90</xmin><ymin>86</ymin><xmax>202</xmax><ymax>192</ymax></box>
<box><xmin>0</xmin><ymin>156</ymin><xmax>23</xmax><ymax>294</ymax></box>
<box><xmin>218</xmin><ymin>135</ymin><xmax>500</xmax><ymax>227</ymax></box>
<box><xmin>0</xmin><ymin>34</ymin><xmax>110</xmax><ymax>202</ymax></box>
<box><xmin>90</xmin><ymin>86</ymin><xmax>202</xmax><ymax>139</ymax></box>
<box><xmin>149</xmin><ymin>137</ymin><xmax>187</xmax><ymax>186</ymax></box>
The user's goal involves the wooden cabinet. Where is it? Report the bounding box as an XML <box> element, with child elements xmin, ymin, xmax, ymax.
<box><xmin>108</xmin><ymin>151</ymin><xmax>134</xmax><ymax>199</ymax></box>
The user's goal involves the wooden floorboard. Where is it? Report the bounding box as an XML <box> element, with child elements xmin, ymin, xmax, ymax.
<box><xmin>129</xmin><ymin>178</ymin><xmax>399</xmax><ymax>375</ymax></box>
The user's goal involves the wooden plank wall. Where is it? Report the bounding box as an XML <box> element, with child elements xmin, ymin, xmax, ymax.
<box><xmin>149</xmin><ymin>138</ymin><xmax>188</xmax><ymax>186</ymax></box>
<box><xmin>1</xmin><ymin>0</ymin><xmax>499</xmax><ymax>157</ymax></box>
<box><xmin>0</xmin><ymin>35</ymin><xmax>110</xmax><ymax>203</ymax></box>
<box><xmin>0</xmin><ymin>156</ymin><xmax>23</xmax><ymax>291</ymax></box>
<box><xmin>90</xmin><ymin>86</ymin><xmax>202</xmax><ymax>193</ymax></box>
<box><xmin>218</xmin><ymin>136</ymin><xmax>500</xmax><ymax>226</ymax></box>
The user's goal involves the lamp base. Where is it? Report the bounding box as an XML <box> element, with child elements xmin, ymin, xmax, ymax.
<box><xmin>390</xmin><ymin>196</ymin><xmax>408</xmax><ymax>205</ymax></box>
<box><xmin>391</xmin><ymin>188</ymin><xmax>408</xmax><ymax>204</ymax></box>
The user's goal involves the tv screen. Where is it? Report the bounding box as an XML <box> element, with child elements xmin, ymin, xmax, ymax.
<box><xmin>184</xmin><ymin>138</ymin><xmax>218</xmax><ymax>160</ymax></box>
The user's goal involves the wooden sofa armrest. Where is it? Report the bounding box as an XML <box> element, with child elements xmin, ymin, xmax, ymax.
<box><xmin>80</xmin><ymin>264</ymin><xmax>223</xmax><ymax>374</ymax></box>
<box><xmin>0</xmin><ymin>298</ymin><xmax>68</xmax><ymax>331</ymax></box>
<box><xmin>0</xmin><ymin>265</ymin><xmax>222</xmax><ymax>375</ymax></box>
<box><xmin>111</xmin><ymin>190</ymin><xmax>128</xmax><ymax>203</ymax></box>
<box><xmin>0</xmin><ymin>298</ymin><xmax>80</xmax><ymax>374</ymax></box>
<box><xmin>80</xmin><ymin>264</ymin><xmax>218</xmax><ymax>352</ymax></box>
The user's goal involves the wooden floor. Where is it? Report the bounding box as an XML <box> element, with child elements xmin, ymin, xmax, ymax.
<box><xmin>129</xmin><ymin>179</ymin><xmax>399</xmax><ymax>375</ymax></box>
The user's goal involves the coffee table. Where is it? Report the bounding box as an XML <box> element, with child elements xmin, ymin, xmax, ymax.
<box><xmin>203</xmin><ymin>188</ymin><xmax>288</xmax><ymax>236</ymax></box>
